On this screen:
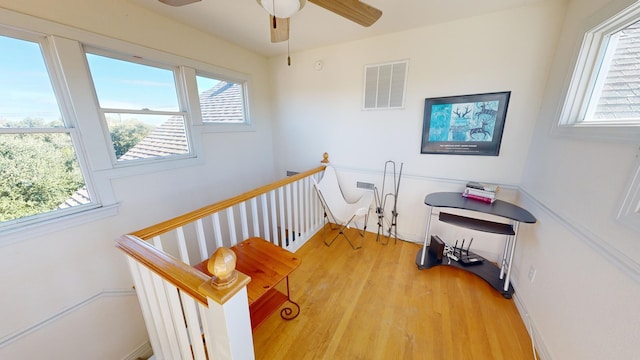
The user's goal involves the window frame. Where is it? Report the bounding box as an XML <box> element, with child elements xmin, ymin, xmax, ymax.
<box><xmin>192</xmin><ymin>70</ymin><xmax>251</xmax><ymax>128</ymax></box>
<box><xmin>0</xmin><ymin>29</ymin><xmax>105</xmax><ymax>239</ymax></box>
<box><xmin>84</xmin><ymin>47</ymin><xmax>196</xmax><ymax>166</ymax></box>
<box><xmin>555</xmin><ymin>0</ymin><xmax>640</xmax><ymax>142</ymax></box>
<box><xmin>0</xmin><ymin>7</ymin><xmax>254</xmax><ymax>244</ymax></box>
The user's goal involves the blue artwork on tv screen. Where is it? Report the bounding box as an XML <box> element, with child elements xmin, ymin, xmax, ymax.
<box><xmin>427</xmin><ymin>104</ymin><xmax>452</xmax><ymax>141</ymax></box>
<box><xmin>421</xmin><ymin>92</ymin><xmax>510</xmax><ymax>156</ymax></box>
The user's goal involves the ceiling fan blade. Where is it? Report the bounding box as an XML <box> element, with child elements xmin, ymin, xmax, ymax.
<box><xmin>158</xmin><ymin>0</ymin><xmax>201</xmax><ymax>6</ymax></box>
<box><xmin>308</xmin><ymin>0</ymin><xmax>382</xmax><ymax>27</ymax></box>
<box><xmin>270</xmin><ymin>16</ymin><xmax>290</xmax><ymax>43</ymax></box>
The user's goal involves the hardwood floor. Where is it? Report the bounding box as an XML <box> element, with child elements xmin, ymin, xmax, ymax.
<box><xmin>252</xmin><ymin>227</ymin><xmax>535</xmax><ymax>359</ymax></box>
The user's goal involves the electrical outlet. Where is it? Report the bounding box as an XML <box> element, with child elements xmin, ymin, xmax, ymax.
<box><xmin>528</xmin><ymin>265</ymin><xmax>537</xmax><ymax>283</ymax></box>
<box><xmin>356</xmin><ymin>181</ymin><xmax>375</xmax><ymax>190</ymax></box>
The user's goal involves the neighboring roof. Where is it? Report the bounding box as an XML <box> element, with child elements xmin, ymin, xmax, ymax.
<box><xmin>199</xmin><ymin>82</ymin><xmax>245</xmax><ymax>123</ymax></box>
<box><xmin>119</xmin><ymin>81</ymin><xmax>243</xmax><ymax>161</ymax></box>
<box><xmin>58</xmin><ymin>186</ymin><xmax>91</xmax><ymax>209</ymax></box>
<box><xmin>593</xmin><ymin>21</ymin><xmax>640</xmax><ymax>121</ymax></box>
<box><xmin>117</xmin><ymin>115</ymin><xmax>189</xmax><ymax>161</ymax></box>
<box><xmin>58</xmin><ymin>81</ymin><xmax>244</xmax><ymax>207</ymax></box>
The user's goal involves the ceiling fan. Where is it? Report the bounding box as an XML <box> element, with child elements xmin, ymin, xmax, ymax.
<box><xmin>159</xmin><ymin>0</ymin><xmax>383</xmax><ymax>43</ymax></box>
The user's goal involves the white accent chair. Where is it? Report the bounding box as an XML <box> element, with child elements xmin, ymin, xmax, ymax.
<box><xmin>313</xmin><ymin>166</ymin><xmax>373</xmax><ymax>249</ymax></box>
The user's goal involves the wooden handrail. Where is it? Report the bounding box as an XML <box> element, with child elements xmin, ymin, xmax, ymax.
<box><xmin>131</xmin><ymin>165</ymin><xmax>326</xmax><ymax>240</ymax></box>
<box><xmin>115</xmin><ymin>234</ymin><xmax>250</xmax><ymax>305</ymax></box>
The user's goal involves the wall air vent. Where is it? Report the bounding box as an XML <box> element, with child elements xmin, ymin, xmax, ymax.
<box><xmin>363</xmin><ymin>60</ymin><xmax>409</xmax><ymax>110</ymax></box>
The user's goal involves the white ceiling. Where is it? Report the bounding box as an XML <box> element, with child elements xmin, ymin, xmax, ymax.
<box><xmin>128</xmin><ymin>0</ymin><xmax>548</xmax><ymax>57</ymax></box>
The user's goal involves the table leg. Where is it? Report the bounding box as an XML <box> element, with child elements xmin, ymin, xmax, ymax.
<box><xmin>499</xmin><ymin>235</ymin><xmax>511</xmax><ymax>280</ymax></box>
<box><xmin>280</xmin><ymin>276</ymin><xmax>300</xmax><ymax>320</ymax></box>
<box><xmin>419</xmin><ymin>206</ymin><xmax>433</xmax><ymax>266</ymax></box>
<box><xmin>503</xmin><ymin>222</ymin><xmax>520</xmax><ymax>292</ymax></box>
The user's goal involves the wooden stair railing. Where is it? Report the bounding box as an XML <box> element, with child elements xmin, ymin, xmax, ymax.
<box><xmin>116</xmin><ymin>155</ymin><xmax>328</xmax><ymax>360</ymax></box>
<box><xmin>130</xmin><ymin>164</ymin><xmax>327</xmax><ymax>241</ymax></box>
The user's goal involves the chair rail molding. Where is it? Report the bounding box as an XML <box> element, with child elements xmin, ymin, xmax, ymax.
<box><xmin>517</xmin><ymin>186</ymin><xmax>640</xmax><ymax>284</ymax></box>
<box><xmin>0</xmin><ymin>288</ymin><xmax>136</xmax><ymax>348</ymax></box>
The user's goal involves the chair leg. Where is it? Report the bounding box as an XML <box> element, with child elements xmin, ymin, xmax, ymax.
<box><xmin>323</xmin><ymin>214</ymin><xmax>365</xmax><ymax>250</ymax></box>
<box><xmin>323</xmin><ymin>220</ymin><xmax>339</xmax><ymax>247</ymax></box>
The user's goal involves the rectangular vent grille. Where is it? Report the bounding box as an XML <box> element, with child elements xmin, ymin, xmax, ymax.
<box><xmin>363</xmin><ymin>60</ymin><xmax>409</xmax><ymax>110</ymax></box>
<box><xmin>356</xmin><ymin>181</ymin><xmax>375</xmax><ymax>190</ymax></box>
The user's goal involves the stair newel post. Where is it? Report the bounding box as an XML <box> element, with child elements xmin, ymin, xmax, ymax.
<box><xmin>198</xmin><ymin>247</ymin><xmax>254</xmax><ymax>360</ymax></box>
<box><xmin>321</xmin><ymin>152</ymin><xmax>329</xmax><ymax>164</ymax></box>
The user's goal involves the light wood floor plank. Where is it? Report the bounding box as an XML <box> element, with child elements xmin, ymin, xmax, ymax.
<box><xmin>253</xmin><ymin>227</ymin><xmax>534</xmax><ymax>359</ymax></box>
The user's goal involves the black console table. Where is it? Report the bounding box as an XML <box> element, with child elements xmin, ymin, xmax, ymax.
<box><xmin>415</xmin><ymin>192</ymin><xmax>536</xmax><ymax>298</ymax></box>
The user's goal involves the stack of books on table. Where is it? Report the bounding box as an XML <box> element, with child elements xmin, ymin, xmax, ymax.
<box><xmin>463</xmin><ymin>181</ymin><xmax>499</xmax><ymax>203</ymax></box>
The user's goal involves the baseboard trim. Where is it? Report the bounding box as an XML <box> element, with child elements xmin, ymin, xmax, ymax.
<box><xmin>512</xmin><ymin>292</ymin><xmax>552</xmax><ymax>360</ymax></box>
<box><xmin>0</xmin><ymin>288</ymin><xmax>136</xmax><ymax>348</ymax></box>
<box><xmin>121</xmin><ymin>341</ymin><xmax>153</xmax><ymax>360</ymax></box>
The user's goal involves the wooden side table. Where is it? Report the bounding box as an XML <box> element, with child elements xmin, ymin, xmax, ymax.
<box><xmin>196</xmin><ymin>237</ymin><xmax>301</xmax><ymax>330</ymax></box>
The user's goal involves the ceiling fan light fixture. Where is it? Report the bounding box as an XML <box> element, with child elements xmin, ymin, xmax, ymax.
<box><xmin>259</xmin><ymin>0</ymin><xmax>306</xmax><ymax>18</ymax></box>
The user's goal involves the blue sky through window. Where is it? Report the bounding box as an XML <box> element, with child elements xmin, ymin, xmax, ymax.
<box><xmin>0</xmin><ymin>35</ymin><xmax>61</xmax><ymax>123</ymax></box>
<box><xmin>86</xmin><ymin>53</ymin><xmax>180</xmax><ymax>112</ymax></box>
<box><xmin>2</xmin><ymin>34</ymin><xmax>226</xmax><ymax>127</ymax></box>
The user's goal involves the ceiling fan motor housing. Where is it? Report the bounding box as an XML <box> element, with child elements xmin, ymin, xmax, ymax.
<box><xmin>258</xmin><ymin>0</ymin><xmax>307</xmax><ymax>18</ymax></box>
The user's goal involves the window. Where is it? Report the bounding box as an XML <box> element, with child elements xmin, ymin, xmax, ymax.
<box><xmin>0</xmin><ymin>8</ymin><xmax>252</xmax><ymax>242</ymax></box>
<box><xmin>85</xmin><ymin>51</ymin><xmax>192</xmax><ymax>164</ymax></box>
<box><xmin>585</xmin><ymin>20</ymin><xmax>640</xmax><ymax>124</ymax></box>
<box><xmin>0</xmin><ymin>33</ymin><xmax>94</xmax><ymax>227</ymax></box>
<box><xmin>557</xmin><ymin>2</ymin><xmax>640</xmax><ymax>141</ymax></box>
<box><xmin>196</xmin><ymin>73</ymin><xmax>247</xmax><ymax>124</ymax></box>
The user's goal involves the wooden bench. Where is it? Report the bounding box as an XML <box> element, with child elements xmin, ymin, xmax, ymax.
<box><xmin>195</xmin><ymin>237</ymin><xmax>301</xmax><ymax>330</ymax></box>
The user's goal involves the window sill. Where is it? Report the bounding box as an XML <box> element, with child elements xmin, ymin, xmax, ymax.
<box><xmin>195</xmin><ymin>122</ymin><xmax>255</xmax><ymax>133</ymax></box>
<box><xmin>0</xmin><ymin>203</ymin><xmax>120</xmax><ymax>247</ymax></box>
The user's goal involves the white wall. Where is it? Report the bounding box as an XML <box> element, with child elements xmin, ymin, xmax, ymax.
<box><xmin>515</xmin><ymin>0</ymin><xmax>640</xmax><ymax>359</ymax></box>
<box><xmin>269</xmin><ymin>1</ymin><xmax>566</xmax><ymax>252</ymax></box>
<box><xmin>0</xmin><ymin>1</ymin><xmax>275</xmax><ymax>359</ymax></box>
<box><xmin>270</xmin><ymin>0</ymin><xmax>640</xmax><ymax>359</ymax></box>
<box><xmin>2</xmin><ymin>0</ymin><xmax>639</xmax><ymax>359</ymax></box>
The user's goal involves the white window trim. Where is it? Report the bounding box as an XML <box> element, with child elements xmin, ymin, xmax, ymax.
<box><xmin>554</xmin><ymin>0</ymin><xmax>640</xmax><ymax>142</ymax></box>
<box><xmin>189</xmin><ymin>69</ymin><xmax>252</xmax><ymax>131</ymax></box>
<box><xmin>0</xmin><ymin>7</ymin><xmax>254</xmax><ymax>243</ymax></box>
<box><xmin>0</xmin><ymin>204</ymin><xmax>119</xmax><ymax>247</ymax></box>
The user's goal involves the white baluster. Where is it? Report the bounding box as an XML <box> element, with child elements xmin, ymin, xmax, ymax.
<box><xmin>126</xmin><ymin>258</ymin><xmax>163</xmax><ymax>359</ymax></box>
<box><xmin>239</xmin><ymin>201</ymin><xmax>249</xmax><ymax>240</ymax></box>
<box><xmin>292</xmin><ymin>181</ymin><xmax>299</xmax><ymax>246</ymax></box>
<box><xmin>140</xmin><ymin>266</ymin><xmax>181</xmax><ymax>359</ymax></box>
<box><xmin>304</xmin><ymin>177</ymin><xmax>311</xmax><ymax>238</ymax></box>
<box><xmin>227</xmin><ymin>207</ymin><xmax>238</xmax><ymax>245</ymax></box>
<box><xmin>251</xmin><ymin>197</ymin><xmax>260</xmax><ymax>238</ymax></box>
<box><xmin>261</xmin><ymin>193</ymin><xmax>271</xmax><ymax>241</ymax></box>
<box><xmin>180</xmin><ymin>291</ymin><xmax>207</xmax><ymax>359</ymax></box>
<box><xmin>164</xmin><ymin>283</ymin><xmax>193</xmax><ymax>359</ymax></box>
<box><xmin>195</xmin><ymin>219</ymin><xmax>208</xmax><ymax>262</ymax></box>
<box><xmin>278</xmin><ymin>187</ymin><xmax>286</xmax><ymax>247</ymax></box>
<box><xmin>270</xmin><ymin>191</ymin><xmax>278</xmax><ymax>244</ymax></box>
<box><xmin>176</xmin><ymin>227</ymin><xmax>190</xmax><ymax>264</ymax></box>
<box><xmin>152</xmin><ymin>236</ymin><xmax>163</xmax><ymax>250</ymax></box>
<box><xmin>212</xmin><ymin>213</ymin><xmax>223</xmax><ymax>248</ymax></box>
<box><xmin>286</xmin><ymin>184</ymin><xmax>293</xmax><ymax>249</ymax></box>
